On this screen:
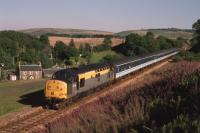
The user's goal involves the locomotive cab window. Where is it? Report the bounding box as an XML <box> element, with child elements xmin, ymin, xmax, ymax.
<box><xmin>80</xmin><ymin>78</ymin><xmax>85</xmax><ymax>88</ymax></box>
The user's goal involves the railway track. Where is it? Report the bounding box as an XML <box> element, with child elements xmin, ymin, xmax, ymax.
<box><xmin>0</xmin><ymin>108</ymin><xmax>56</xmax><ymax>133</ymax></box>
<box><xmin>0</xmin><ymin>60</ymin><xmax>170</xmax><ymax>133</ymax></box>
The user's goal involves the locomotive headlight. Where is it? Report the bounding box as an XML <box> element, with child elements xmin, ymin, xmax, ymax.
<box><xmin>47</xmin><ymin>86</ymin><xmax>51</xmax><ymax>90</ymax></box>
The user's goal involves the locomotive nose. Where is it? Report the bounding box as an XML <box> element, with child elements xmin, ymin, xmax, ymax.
<box><xmin>45</xmin><ymin>80</ymin><xmax>68</xmax><ymax>100</ymax></box>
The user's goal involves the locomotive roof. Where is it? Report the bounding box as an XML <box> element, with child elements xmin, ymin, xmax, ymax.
<box><xmin>53</xmin><ymin>63</ymin><xmax>110</xmax><ymax>80</ymax></box>
<box><xmin>72</xmin><ymin>63</ymin><xmax>110</xmax><ymax>74</ymax></box>
<box><xmin>111</xmin><ymin>48</ymin><xmax>179</xmax><ymax>66</ymax></box>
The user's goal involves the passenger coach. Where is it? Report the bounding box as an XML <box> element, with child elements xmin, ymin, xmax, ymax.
<box><xmin>112</xmin><ymin>48</ymin><xmax>179</xmax><ymax>78</ymax></box>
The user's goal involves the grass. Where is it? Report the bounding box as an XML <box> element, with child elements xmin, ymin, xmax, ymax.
<box><xmin>147</xmin><ymin>29</ymin><xmax>193</xmax><ymax>39</ymax></box>
<box><xmin>70</xmin><ymin>50</ymin><xmax>122</xmax><ymax>67</ymax></box>
<box><xmin>116</xmin><ymin>29</ymin><xmax>193</xmax><ymax>39</ymax></box>
<box><xmin>0</xmin><ymin>79</ymin><xmax>46</xmax><ymax>116</ymax></box>
<box><xmin>89</xmin><ymin>50</ymin><xmax>122</xmax><ymax>64</ymax></box>
<box><xmin>173</xmin><ymin>51</ymin><xmax>200</xmax><ymax>62</ymax></box>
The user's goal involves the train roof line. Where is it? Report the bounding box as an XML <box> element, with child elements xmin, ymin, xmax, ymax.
<box><xmin>111</xmin><ymin>48</ymin><xmax>178</xmax><ymax>66</ymax></box>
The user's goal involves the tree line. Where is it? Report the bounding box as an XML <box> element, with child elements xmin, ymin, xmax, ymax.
<box><xmin>53</xmin><ymin>37</ymin><xmax>113</xmax><ymax>65</ymax></box>
<box><xmin>114</xmin><ymin>32</ymin><xmax>185</xmax><ymax>56</ymax></box>
<box><xmin>0</xmin><ymin>30</ymin><xmax>186</xmax><ymax>69</ymax></box>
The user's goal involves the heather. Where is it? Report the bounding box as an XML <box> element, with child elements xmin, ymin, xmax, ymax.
<box><xmin>36</xmin><ymin>62</ymin><xmax>200</xmax><ymax>133</ymax></box>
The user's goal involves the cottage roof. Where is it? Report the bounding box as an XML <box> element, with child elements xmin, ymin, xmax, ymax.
<box><xmin>19</xmin><ymin>64</ymin><xmax>42</xmax><ymax>71</ymax></box>
<box><xmin>43</xmin><ymin>68</ymin><xmax>62</xmax><ymax>75</ymax></box>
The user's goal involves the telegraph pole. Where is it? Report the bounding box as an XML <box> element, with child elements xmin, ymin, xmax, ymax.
<box><xmin>0</xmin><ymin>63</ymin><xmax>5</xmax><ymax>79</ymax></box>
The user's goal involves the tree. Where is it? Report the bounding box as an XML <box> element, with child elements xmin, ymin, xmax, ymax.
<box><xmin>67</xmin><ymin>47</ymin><xmax>79</xmax><ymax>57</ymax></box>
<box><xmin>102</xmin><ymin>37</ymin><xmax>112</xmax><ymax>50</ymax></box>
<box><xmin>124</xmin><ymin>33</ymin><xmax>147</xmax><ymax>56</ymax></box>
<box><xmin>64</xmin><ymin>59</ymin><xmax>73</xmax><ymax>66</ymax></box>
<box><xmin>53</xmin><ymin>41</ymin><xmax>68</xmax><ymax>60</ymax></box>
<box><xmin>79</xmin><ymin>44</ymin><xmax>84</xmax><ymax>54</ymax></box>
<box><xmin>69</xmin><ymin>39</ymin><xmax>75</xmax><ymax>48</ymax></box>
<box><xmin>84</xmin><ymin>43</ymin><xmax>92</xmax><ymax>52</ymax></box>
<box><xmin>193</xmin><ymin>19</ymin><xmax>200</xmax><ymax>38</ymax></box>
<box><xmin>145</xmin><ymin>32</ymin><xmax>154</xmax><ymax>39</ymax></box>
<box><xmin>125</xmin><ymin>33</ymin><xmax>142</xmax><ymax>50</ymax></box>
<box><xmin>0</xmin><ymin>48</ymin><xmax>13</xmax><ymax>69</ymax></box>
<box><xmin>79</xmin><ymin>43</ymin><xmax>91</xmax><ymax>58</ymax></box>
<box><xmin>156</xmin><ymin>36</ymin><xmax>173</xmax><ymax>50</ymax></box>
<box><xmin>142</xmin><ymin>32</ymin><xmax>156</xmax><ymax>52</ymax></box>
<box><xmin>94</xmin><ymin>37</ymin><xmax>112</xmax><ymax>52</ymax></box>
<box><xmin>174</xmin><ymin>37</ymin><xmax>186</xmax><ymax>48</ymax></box>
<box><xmin>39</xmin><ymin>52</ymin><xmax>53</xmax><ymax>68</ymax></box>
<box><xmin>40</xmin><ymin>35</ymin><xmax>49</xmax><ymax>44</ymax></box>
<box><xmin>103</xmin><ymin>37</ymin><xmax>112</xmax><ymax>46</ymax></box>
<box><xmin>191</xmin><ymin>19</ymin><xmax>200</xmax><ymax>53</ymax></box>
<box><xmin>135</xmin><ymin>46</ymin><xmax>148</xmax><ymax>55</ymax></box>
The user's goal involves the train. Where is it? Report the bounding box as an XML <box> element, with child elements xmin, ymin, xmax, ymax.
<box><xmin>44</xmin><ymin>48</ymin><xmax>179</xmax><ymax>105</ymax></box>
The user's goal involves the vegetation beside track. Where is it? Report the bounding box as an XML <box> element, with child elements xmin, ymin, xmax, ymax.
<box><xmin>31</xmin><ymin>61</ymin><xmax>199</xmax><ymax>133</ymax></box>
<box><xmin>0</xmin><ymin>79</ymin><xmax>46</xmax><ymax>116</ymax></box>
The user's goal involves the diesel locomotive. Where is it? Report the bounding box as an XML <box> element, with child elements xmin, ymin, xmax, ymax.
<box><xmin>44</xmin><ymin>48</ymin><xmax>179</xmax><ymax>104</ymax></box>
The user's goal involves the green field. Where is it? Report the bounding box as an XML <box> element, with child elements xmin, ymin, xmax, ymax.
<box><xmin>70</xmin><ymin>50</ymin><xmax>122</xmax><ymax>67</ymax></box>
<box><xmin>0</xmin><ymin>79</ymin><xmax>46</xmax><ymax>116</ymax></box>
<box><xmin>89</xmin><ymin>50</ymin><xmax>122</xmax><ymax>64</ymax></box>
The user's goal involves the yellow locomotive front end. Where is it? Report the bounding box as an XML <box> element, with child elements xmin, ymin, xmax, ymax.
<box><xmin>45</xmin><ymin>80</ymin><xmax>68</xmax><ymax>101</ymax></box>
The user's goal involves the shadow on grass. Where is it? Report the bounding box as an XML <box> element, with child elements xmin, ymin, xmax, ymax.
<box><xmin>18</xmin><ymin>90</ymin><xmax>45</xmax><ymax>107</ymax></box>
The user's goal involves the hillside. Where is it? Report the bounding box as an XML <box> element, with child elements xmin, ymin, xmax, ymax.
<box><xmin>19</xmin><ymin>28</ymin><xmax>193</xmax><ymax>40</ymax></box>
<box><xmin>115</xmin><ymin>29</ymin><xmax>193</xmax><ymax>39</ymax></box>
<box><xmin>48</xmin><ymin>36</ymin><xmax>124</xmax><ymax>47</ymax></box>
<box><xmin>20</xmin><ymin>28</ymin><xmax>113</xmax><ymax>37</ymax></box>
<box><xmin>0</xmin><ymin>31</ymin><xmax>52</xmax><ymax>68</ymax></box>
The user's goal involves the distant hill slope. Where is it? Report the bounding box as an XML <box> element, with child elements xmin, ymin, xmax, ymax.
<box><xmin>20</xmin><ymin>28</ymin><xmax>113</xmax><ymax>37</ymax></box>
<box><xmin>19</xmin><ymin>28</ymin><xmax>193</xmax><ymax>40</ymax></box>
<box><xmin>115</xmin><ymin>29</ymin><xmax>193</xmax><ymax>39</ymax></box>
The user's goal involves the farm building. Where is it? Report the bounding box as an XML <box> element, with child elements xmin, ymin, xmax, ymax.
<box><xmin>43</xmin><ymin>68</ymin><xmax>62</xmax><ymax>78</ymax></box>
<box><xmin>19</xmin><ymin>64</ymin><xmax>42</xmax><ymax>80</ymax></box>
<box><xmin>9</xmin><ymin>74</ymin><xmax>17</xmax><ymax>81</ymax></box>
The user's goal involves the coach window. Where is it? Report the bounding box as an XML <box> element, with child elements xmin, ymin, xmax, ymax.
<box><xmin>96</xmin><ymin>73</ymin><xmax>100</xmax><ymax>81</ymax></box>
<box><xmin>80</xmin><ymin>78</ymin><xmax>85</xmax><ymax>88</ymax></box>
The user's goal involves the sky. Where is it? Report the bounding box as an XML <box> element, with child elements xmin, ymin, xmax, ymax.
<box><xmin>0</xmin><ymin>0</ymin><xmax>200</xmax><ymax>32</ymax></box>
